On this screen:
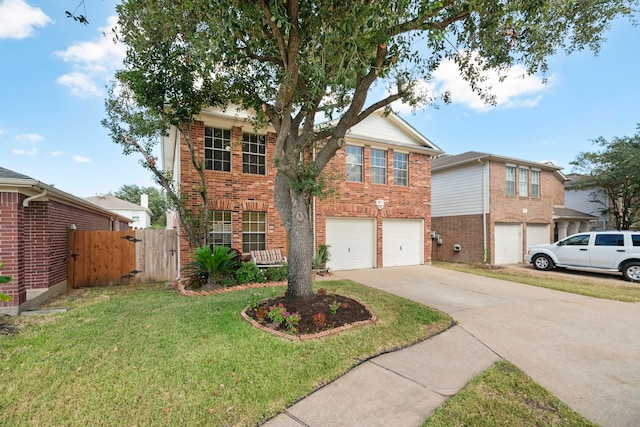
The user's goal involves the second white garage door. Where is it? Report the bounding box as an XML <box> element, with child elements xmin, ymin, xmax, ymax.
<box><xmin>494</xmin><ymin>223</ymin><xmax>523</xmax><ymax>265</ymax></box>
<box><xmin>383</xmin><ymin>219</ymin><xmax>423</xmax><ymax>267</ymax></box>
<box><xmin>526</xmin><ymin>223</ymin><xmax>551</xmax><ymax>251</ymax></box>
<box><xmin>326</xmin><ymin>218</ymin><xmax>375</xmax><ymax>271</ymax></box>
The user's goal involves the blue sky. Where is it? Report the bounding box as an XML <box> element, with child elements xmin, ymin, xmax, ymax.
<box><xmin>1</xmin><ymin>0</ymin><xmax>639</xmax><ymax>198</ymax></box>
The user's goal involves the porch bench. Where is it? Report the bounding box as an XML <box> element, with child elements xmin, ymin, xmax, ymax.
<box><xmin>250</xmin><ymin>249</ymin><xmax>287</xmax><ymax>268</ymax></box>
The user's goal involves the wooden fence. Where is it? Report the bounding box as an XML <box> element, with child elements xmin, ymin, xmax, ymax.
<box><xmin>68</xmin><ymin>229</ymin><xmax>178</xmax><ymax>288</ymax></box>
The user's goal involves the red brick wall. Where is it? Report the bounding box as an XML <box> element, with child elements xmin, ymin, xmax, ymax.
<box><xmin>317</xmin><ymin>145</ymin><xmax>434</xmax><ymax>267</ymax></box>
<box><xmin>178</xmin><ymin>121</ymin><xmax>434</xmax><ymax>269</ymax></box>
<box><xmin>431</xmin><ymin>214</ymin><xmax>485</xmax><ymax>264</ymax></box>
<box><xmin>0</xmin><ymin>192</ymin><xmax>26</xmax><ymax>307</ymax></box>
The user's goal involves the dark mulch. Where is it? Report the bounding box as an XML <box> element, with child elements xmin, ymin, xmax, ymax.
<box><xmin>246</xmin><ymin>292</ymin><xmax>373</xmax><ymax>335</ymax></box>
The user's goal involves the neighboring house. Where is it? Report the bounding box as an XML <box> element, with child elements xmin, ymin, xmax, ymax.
<box><xmin>0</xmin><ymin>167</ymin><xmax>131</xmax><ymax>315</ymax></box>
<box><xmin>564</xmin><ymin>173</ymin><xmax>610</xmax><ymax>231</ymax></box>
<box><xmin>86</xmin><ymin>194</ymin><xmax>152</xmax><ymax>229</ymax></box>
<box><xmin>162</xmin><ymin>107</ymin><xmax>443</xmax><ymax>272</ymax></box>
<box><xmin>431</xmin><ymin>151</ymin><xmax>595</xmax><ymax>265</ymax></box>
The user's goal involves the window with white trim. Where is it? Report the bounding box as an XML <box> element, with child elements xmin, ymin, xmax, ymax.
<box><xmin>211</xmin><ymin>211</ymin><xmax>232</xmax><ymax>248</ymax></box>
<box><xmin>242</xmin><ymin>133</ymin><xmax>266</xmax><ymax>175</ymax></box>
<box><xmin>205</xmin><ymin>127</ymin><xmax>232</xmax><ymax>172</ymax></box>
<box><xmin>506</xmin><ymin>166</ymin><xmax>516</xmax><ymax>196</ymax></box>
<box><xmin>519</xmin><ymin>167</ymin><xmax>528</xmax><ymax>197</ymax></box>
<box><xmin>346</xmin><ymin>145</ymin><xmax>363</xmax><ymax>182</ymax></box>
<box><xmin>531</xmin><ymin>170</ymin><xmax>540</xmax><ymax>198</ymax></box>
<box><xmin>242</xmin><ymin>211</ymin><xmax>266</xmax><ymax>252</ymax></box>
<box><xmin>394</xmin><ymin>152</ymin><xmax>408</xmax><ymax>186</ymax></box>
<box><xmin>371</xmin><ymin>148</ymin><xmax>386</xmax><ymax>184</ymax></box>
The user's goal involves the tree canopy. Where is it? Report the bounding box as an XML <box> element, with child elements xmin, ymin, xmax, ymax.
<box><xmin>107</xmin><ymin>0</ymin><xmax>637</xmax><ymax>299</ymax></box>
<box><xmin>571</xmin><ymin>125</ymin><xmax>640</xmax><ymax>230</ymax></box>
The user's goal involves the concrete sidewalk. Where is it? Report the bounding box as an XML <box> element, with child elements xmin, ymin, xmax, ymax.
<box><xmin>264</xmin><ymin>265</ymin><xmax>640</xmax><ymax>427</ymax></box>
<box><xmin>264</xmin><ymin>326</ymin><xmax>499</xmax><ymax>427</ymax></box>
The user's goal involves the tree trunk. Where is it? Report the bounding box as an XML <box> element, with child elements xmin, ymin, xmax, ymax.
<box><xmin>286</xmin><ymin>193</ymin><xmax>314</xmax><ymax>299</ymax></box>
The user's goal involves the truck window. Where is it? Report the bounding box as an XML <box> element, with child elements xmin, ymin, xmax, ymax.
<box><xmin>594</xmin><ymin>234</ymin><xmax>624</xmax><ymax>246</ymax></box>
<box><xmin>633</xmin><ymin>235</ymin><xmax>640</xmax><ymax>247</ymax></box>
<box><xmin>562</xmin><ymin>234</ymin><xmax>590</xmax><ymax>246</ymax></box>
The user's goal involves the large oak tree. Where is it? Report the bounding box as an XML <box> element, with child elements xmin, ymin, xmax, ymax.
<box><xmin>105</xmin><ymin>0</ymin><xmax>637</xmax><ymax>300</ymax></box>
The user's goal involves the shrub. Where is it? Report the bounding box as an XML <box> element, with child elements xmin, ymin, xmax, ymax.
<box><xmin>182</xmin><ymin>246</ymin><xmax>240</xmax><ymax>286</ymax></box>
<box><xmin>235</xmin><ymin>262</ymin><xmax>265</xmax><ymax>284</ymax></box>
<box><xmin>264</xmin><ymin>264</ymin><xmax>288</xmax><ymax>282</ymax></box>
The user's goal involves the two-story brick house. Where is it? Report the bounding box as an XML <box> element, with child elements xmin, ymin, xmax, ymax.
<box><xmin>162</xmin><ymin>107</ymin><xmax>442</xmax><ymax>272</ymax></box>
<box><xmin>431</xmin><ymin>151</ymin><xmax>574</xmax><ymax>265</ymax></box>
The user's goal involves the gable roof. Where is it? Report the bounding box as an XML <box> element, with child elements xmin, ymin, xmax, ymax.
<box><xmin>432</xmin><ymin>151</ymin><xmax>565</xmax><ymax>177</ymax></box>
<box><xmin>345</xmin><ymin>110</ymin><xmax>442</xmax><ymax>155</ymax></box>
<box><xmin>0</xmin><ymin>166</ymin><xmax>132</xmax><ymax>222</ymax></box>
<box><xmin>86</xmin><ymin>195</ymin><xmax>150</xmax><ymax>213</ymax></box>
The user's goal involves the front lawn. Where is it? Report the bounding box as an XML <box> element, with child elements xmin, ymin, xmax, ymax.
<box><xmin>0</xmin><ymin>280</ymin><xmax>450</xmax><ymax>426</ymax></box>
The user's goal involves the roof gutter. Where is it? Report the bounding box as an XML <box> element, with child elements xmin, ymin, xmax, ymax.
<box><xmin>23</xmin><ymin>188</ymin><xmax>47</xmax><ymax>207</ymax></box>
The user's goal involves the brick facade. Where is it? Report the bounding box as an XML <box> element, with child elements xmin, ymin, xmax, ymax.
<box><xmin>176</xmin><ymin>116</ymin><xmax>435</xmax><ymax>270</ymax></box>
<box><xmin>0</xmin><ymin>190</ymin><xmax>130</xmax><ymax>314</ymax></box>
<box><xmin>431</xmin><ymin>154</ymin><xmax>563</xmax><ymax>265</ymax></box>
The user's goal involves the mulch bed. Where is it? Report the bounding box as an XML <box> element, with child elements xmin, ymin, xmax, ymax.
<box><xmin>244</xmin><ymin>292</ymin><xmax>375</xmax><ymax>337</ymax></box>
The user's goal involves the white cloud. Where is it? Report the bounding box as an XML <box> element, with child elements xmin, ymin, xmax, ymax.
<box><xmin>393</xmin><ymin>54</ymin><xmax>552</xmax><ymax>113</ymax></box>
<box><xmin>54</xmin><ymin>15</ymin><xmax>125</xmax><ymax>97</ymax></box>
<box><xmin>12</xmin><ymin>148</ymin><xmax>38</xmax><ymax>156</ymax></box>
<box><xmin>16</xmin><ymin>132</ymin><xmax>44</xmax><ymax>143</ymax></box>
<box><xmin>49</xmin><ymin>150</ymin><xmax>64</xmax><ymax>157</ymax></box>
<box><xmin>431</xmin><ymin>58</ymin><xmax>551</xmax><ymax>111</ymax></box>
<box><xmin>72</xmin><ymin>155</ymin><xmax>91</xmax><ymax>163</ymax></box>
<box><xmin>0</xmin><ymin>0</ymin><xmax>52</xmax><ymax>39</ymax></box>
<box><xmin>56</xmin><ymin>72</ymin><xmax>102</xmax><ymax>98</ymax></box>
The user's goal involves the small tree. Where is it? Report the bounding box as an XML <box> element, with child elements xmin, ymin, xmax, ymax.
<box><xmin>571</xmin><ymin>126</ymin><xmax>640</xmax><ymax>230</ymax></box>
<box><xmin>110</xmin><ymin>0</ymin><xmax>636</xmax><ymax>301</ymax></box>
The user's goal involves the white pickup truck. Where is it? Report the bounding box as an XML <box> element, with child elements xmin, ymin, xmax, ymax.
<box><xmin>525</xmin><ymin>231</ymin><xmax>640</xmax><ymax>282</ymax></box>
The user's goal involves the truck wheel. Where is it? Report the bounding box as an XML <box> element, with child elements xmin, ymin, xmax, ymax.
<box><xmin>532</xmin><ymin>254</ymin><xmax>554</xmax><ymax>271</ymax></box>
<box><xmin>622</xmin><ymin>262</ymin><xmax>640</xmax><ymax>282</ymax></box>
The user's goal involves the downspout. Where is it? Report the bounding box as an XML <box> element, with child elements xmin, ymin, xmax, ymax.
<box><xmin>478</xmin><ymin>159</ymin><xmax>488</xmax><ymax>263</ymax></box>
<box><xmin>23</xmin><ymin>188</ymin><xmax>47</xmax><ymax>207</ymax></box>
<box><xmin>173</xmin><ymin>127</ymin><xmax>182</xmax><ymax>282</ymax></box>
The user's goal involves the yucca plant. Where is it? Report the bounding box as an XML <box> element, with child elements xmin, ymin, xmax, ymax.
<box><xmin>182</xmin><ymin>246</ymin><xmax>240</xmax><ymax>288</ymax></box>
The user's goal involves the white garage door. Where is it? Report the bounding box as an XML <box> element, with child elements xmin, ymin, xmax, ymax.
<box><xmin>526</xmin><ymin>224</ymin><xmax>551</xmax><ymax>251</ymax></box>
<box><xmin>383</xmin><ymin>219</ymin><xmax>423</xmax><ymax>267</ymax></box>
<box><xmin>494</xmin><ymin>223</ymin><xmax>523</xmax><ymax>265</ymax></box>
<box><xmin>326</xmin><ymin>218</ymin><xmax>375</xmax><ymax>271</ymax></box>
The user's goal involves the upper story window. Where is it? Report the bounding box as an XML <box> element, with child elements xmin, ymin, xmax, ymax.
<box><xmin>371</xmin><ymin>148</ymin><xmax>387</xmax><ymax>184</ymax></box>
<box><xmin>242</xmin><ymin>133</ymin><xmax>266</xmax><ymax>175</ymax></box>
<box><xmin>210</xmin><ymin>211</ymin><xmax>232</xmax><ymax>248</ymax></box>
<box><xmin>531</xmin><ymin>170</ymin><xmax>540</xmax><ymax>198</ymax></box>
<box><xmin>519</xmin><ymin>167</ymin><xmax>528</xmax><ymax>197</ymax></box>
<box><xmin>394</xmin><ymin>152</ymin><xmax>408</xmax><ymax>186</ymax></box>
<box><xmin>242</xmin><ymin>211</ymin><xmax>266</xmax><ymax>252</ymax></box>
<box><xmin>506</xmin><ymin>166</ymin><xmax>516</xmax><ymax>196</ymax></box>
<box><xmin>205</xmin><ymin>127</ymin><xmax>232</xmax><ymax>172</ymax></box>
<box><xmin>346</xmin><ymin>145</ymin><xmax>363</xmax><ymax>182</ymax></box>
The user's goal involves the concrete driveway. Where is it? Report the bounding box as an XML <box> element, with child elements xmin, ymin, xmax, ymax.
<box><xmin>335</xmin><ymin>265</ymin><xmax>640</xmax><ymax>427</ymax></box>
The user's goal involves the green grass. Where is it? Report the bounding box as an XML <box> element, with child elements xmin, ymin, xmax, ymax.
<box><xmin>435</xmin><ymin>262</ymin><xmax>640</xmax><ymax>302</ymax></box>
<box><xmin>0</xmin><ymin>280</ymin><xmax>450</xmax><ymax>426</ymax></box>
<box><xmin>423</xmin><ymin>361</ymin><xmax>597</xmax><ymax>426</ymax></box>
